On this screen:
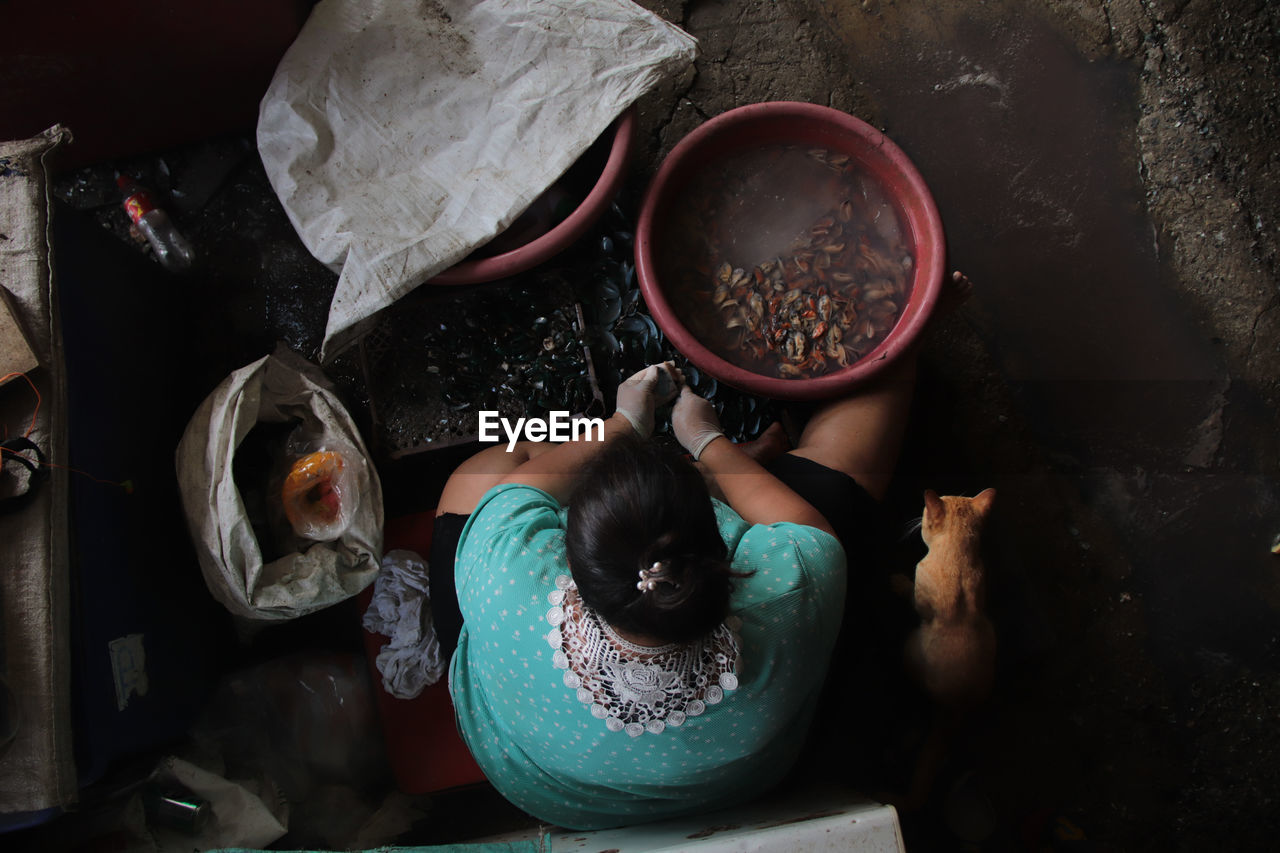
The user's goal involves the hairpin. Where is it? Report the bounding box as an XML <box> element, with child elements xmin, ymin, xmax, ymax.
<box><xmin>637</xmin><ymin>560</ymin><xmax>678</xmax><ymax>592</ymax></box>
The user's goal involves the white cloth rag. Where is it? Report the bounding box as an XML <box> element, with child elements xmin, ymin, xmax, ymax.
<box><xmin>362</xmin><ymin>549</ymin><xmax>444</xmax><ymax>699</ymax></box>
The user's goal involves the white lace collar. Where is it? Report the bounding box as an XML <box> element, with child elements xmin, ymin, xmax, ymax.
<box><xmin>545</xmin><ymin>574</ymin><xmax>741</xmax><ymax>737</ymax></box>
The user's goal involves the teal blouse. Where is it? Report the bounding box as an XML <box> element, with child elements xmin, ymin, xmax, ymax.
<box><xmin>448</xmin><ymin>483</ymin><xmax>846</xmax><ymax>830</ymax></box>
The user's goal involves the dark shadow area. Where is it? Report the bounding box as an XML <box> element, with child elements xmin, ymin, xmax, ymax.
<box><xmin>817</xmin><ymin>0</ymin><xmax>1280</xmax><ymax>846</ymax></box>
<box><xmin>54</xmin><ymin>206</ymin><xmax>235</xmax><ymax>789</ymax></box>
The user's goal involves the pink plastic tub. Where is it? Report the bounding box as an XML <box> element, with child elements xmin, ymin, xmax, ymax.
<box><xmin>430</xmin><ymin>108</ymin><xmax>637</xmax><ymax>285</ymax></box>
<box><xmin>635</xmin><ymin>102</ymin><xmax>945</xmax><ymax>400</ymax></box>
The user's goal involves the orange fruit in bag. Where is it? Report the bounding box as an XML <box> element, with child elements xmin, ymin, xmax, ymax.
<box><xmin>282</xmin><ymin>450</ymin><xmax>346</xmax><ymax>535</ymax></box>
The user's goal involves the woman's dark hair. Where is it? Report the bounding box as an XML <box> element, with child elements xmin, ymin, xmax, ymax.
<box><xmin>566</xmin><ymin>434</ymin><xmax>741</xmax><ymax>645</ymax></box>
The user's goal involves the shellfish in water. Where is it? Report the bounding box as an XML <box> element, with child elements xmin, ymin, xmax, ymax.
<box><xmin>665</xmin><ymin>143</ymin><xmax>915</xmax><ymax>379</ymax></box>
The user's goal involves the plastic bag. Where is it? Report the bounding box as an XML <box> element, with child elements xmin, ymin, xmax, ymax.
<box><xmin>175</xmin><ymin>346</ymin><xmax>383</xmax><ymax>620</ymax></box>
<box><xmin>280</xmin><ymin>440</ymin><xmax>363</xmax><ymax>541</ymax></box>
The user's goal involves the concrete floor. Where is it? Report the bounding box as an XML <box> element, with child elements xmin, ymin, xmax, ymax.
<box><xmin>11</xmin><ymin>0</ymin><xmax>1278</xmax><ymax>850</ymax></box>
<box><xmin>646</xmin><ymin>0</ymin><xmax>1279</xmax><ymax>848</ymax></box>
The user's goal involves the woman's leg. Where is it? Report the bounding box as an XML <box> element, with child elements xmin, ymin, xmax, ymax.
<box><xmin>785</xmin><ymin>355</ymin><xmax>917</xmax><ymax>502</ymax></box>
<box><xmin>786</xmin><ymin>271</ymin><xmax>972</xmax><ymax>501</ymax></box>
<box><xmin>435</xmin><ymin>441</ymin><xmax>561</xmax><ymax>516</ymax></box>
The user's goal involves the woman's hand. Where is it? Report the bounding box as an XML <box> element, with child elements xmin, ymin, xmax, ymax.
<box><xmin>672</xmin><ymin>387</ymin><xmax>725</xmax><ymax>460</ymax></box>
<box><xmin>493</xmin><ymin>361</ymin><xmax>679</xmax><ymax>503</ymax></box>
<box><xmin>681</xmin><ymin>386</ymin><xmax>834</xmax><ymax>535</ymax></box>
<box><xmin>615</xmin><ymin>361</ymin><xmax>682</xmax><ymax>438</ymax></box>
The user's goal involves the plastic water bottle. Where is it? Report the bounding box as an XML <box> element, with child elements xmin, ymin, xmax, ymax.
<box><xmin>117</xmin><ymin>175</ymin><xmax>195</xmax><ymax>272</ymax></box>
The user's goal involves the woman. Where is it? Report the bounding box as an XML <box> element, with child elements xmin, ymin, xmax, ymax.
<box><xmin>428</xmin><ymin>347</ymin><xmax>921</xmax><ymax>829</ymax></box>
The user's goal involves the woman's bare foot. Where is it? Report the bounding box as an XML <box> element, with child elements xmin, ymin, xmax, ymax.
<box><xmin>938</xmin><ymin>269</ymin><xmax>974</xmax><ymax>316</ymax></box>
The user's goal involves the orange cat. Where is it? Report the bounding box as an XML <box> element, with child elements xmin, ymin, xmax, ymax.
<box><xmin>903</xmin><ymin>488</ymin><xmax>997</xmax><ymax>710</ymax></box>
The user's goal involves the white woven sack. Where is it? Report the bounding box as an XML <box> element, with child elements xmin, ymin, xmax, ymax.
<box><xmin>176</xmin><ymin>346</ymin><xmax>383</xmax><ymax>620</ymax></box>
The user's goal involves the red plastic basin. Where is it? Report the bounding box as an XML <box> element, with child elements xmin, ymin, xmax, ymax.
<box><xmin>429</xmin><ymin>108</ymin><xmax>637</xmax><ymax>285</ymax></box>
<box><xmin>635</xmin><ymin>101</ymin><xmax>946</xmax><ymax>400</ymax></box>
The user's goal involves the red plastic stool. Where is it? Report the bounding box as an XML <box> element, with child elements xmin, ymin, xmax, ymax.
<box><xmin>357</xmin><ymin>510</ymin><xmax>486</xmax><ymax>794</ymax></box>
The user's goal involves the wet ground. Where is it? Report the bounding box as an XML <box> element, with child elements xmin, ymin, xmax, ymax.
<box><xmin>749</xmin><ymin>0</ymin><xmax>1280</xmax><ymax>848</ymax></box>
<box><xmin>10</xmin><ymin>0</ymin><xmax>1279</xmax><ymax>850</ymax></box>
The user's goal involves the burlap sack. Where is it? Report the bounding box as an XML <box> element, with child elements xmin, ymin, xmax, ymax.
<box><xmin>0</xmin><ymin>125</ymin><xmax>77</xmax><ymax>815</ymax></box>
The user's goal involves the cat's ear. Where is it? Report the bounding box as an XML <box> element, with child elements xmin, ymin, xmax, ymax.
<box><xmin>923</xmin><ymin>489</ymin><xmax>944</xmax><ymax>519</ymax></box>
<box><xmin>972</xmin><ymin>487</ymin><xmax>996</xmax><ymax>517</ymax></box>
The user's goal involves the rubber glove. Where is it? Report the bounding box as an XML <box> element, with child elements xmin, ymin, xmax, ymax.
<box><xmin>672</xmin><ymin>386</ymin><xmax>725</xmax><ymax>460</ymax></box>
<box><xmin>615</xmin><ymin>362</ymin><xmax>681</xmax><ymax>438</ymax></box>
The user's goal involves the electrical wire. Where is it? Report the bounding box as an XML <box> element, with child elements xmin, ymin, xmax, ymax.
<box><xmin>1</xmin><ymin>371</ymin><xmax>133</xmax><ymax>492</ymax></box>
